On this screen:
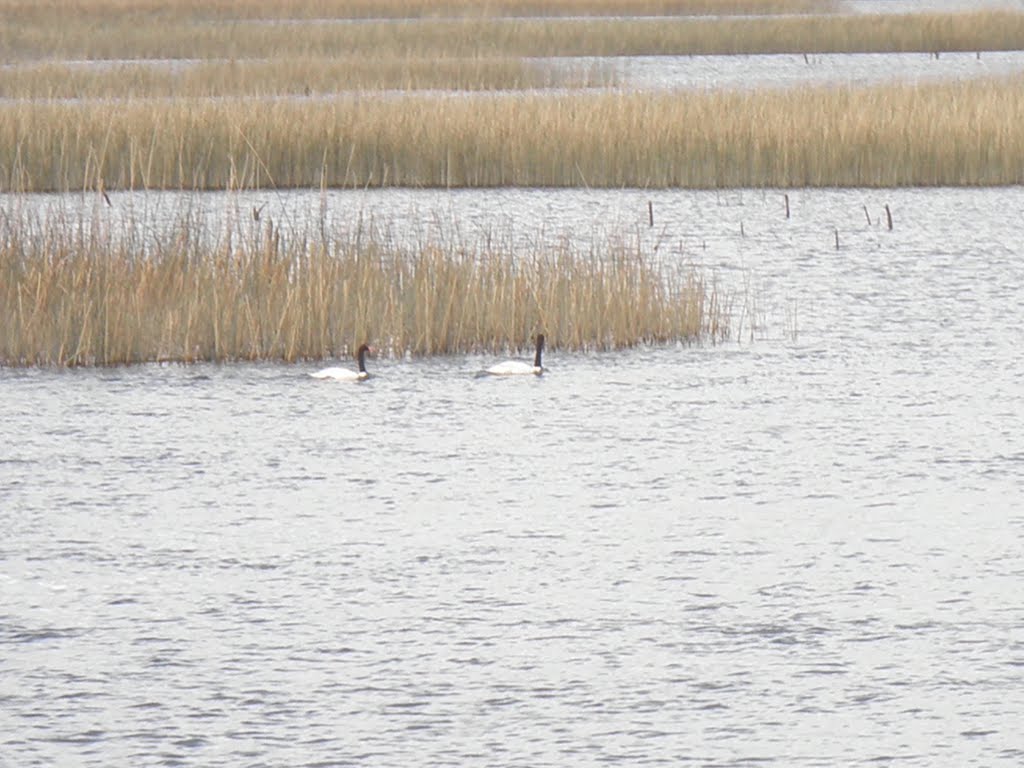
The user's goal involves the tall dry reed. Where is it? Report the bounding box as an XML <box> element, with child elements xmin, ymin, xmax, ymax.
<box><xmin>0</xmin><ymin>209</ymin><xmax>725</xmax><ymax>367</ymax></box>
<box><xmin>3</xmin><ymin>77</ymin><xmax>1022</xmax><ymax>191</ymax></box>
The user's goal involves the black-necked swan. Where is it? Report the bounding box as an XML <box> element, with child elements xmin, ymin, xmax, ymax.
<box><xmin>484</xmin><ymin>334</ymin><xmax>545</xmax><ymax>376</ymax></box>
<box><xmin>310</xmin><ymin>343</ymin><xmax>371</xmax><ymax>381</ymax></box>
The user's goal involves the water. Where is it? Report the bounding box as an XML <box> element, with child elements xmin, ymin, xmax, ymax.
<box><xmin>3</xmin><ymin>186</ymin><xmax>1024</xmax><ymax>765</ymax></box>
<box><xmin>850</xmin><ymin>0</ymin><xmax>1023</xmax><ymax>12</ymax></box>
<box><xmin>609</xmin><ymin>50</ymin><xmax>1024</xmax><ymax>90</ymax></box>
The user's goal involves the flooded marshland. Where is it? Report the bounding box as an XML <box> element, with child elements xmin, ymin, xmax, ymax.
<box><xmin>10</xmin><ymin>50</ymin><xmax>1024</xmax><ymax>98</ymax></box>
<box><xmin>3</xmin><ymin>0</ymin><xmax>1024</xmax><ymax>764</ymax></box>
<box><xmin>3</xmin><ymin>186</ymin><xmax>1024</xmax><ymax>766</ymax></box>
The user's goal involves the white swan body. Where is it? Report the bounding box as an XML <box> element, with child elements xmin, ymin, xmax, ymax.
<box><xmin>310</xmin><ymin>343</ymin><xmax>371</xmax><ymax>381</ymax></box>
<box><xmin>309</xmin><ymin>367</ymin><xmax>366</xmax><ymax>381</ymax></box>
<box><xmin>484</xmin><ymin>334</ymin><xmax>545</xmax><ymax>376</ymax></box>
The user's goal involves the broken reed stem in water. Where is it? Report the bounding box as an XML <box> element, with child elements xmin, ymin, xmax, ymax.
<box><xmin>0</xmin><ymin>211</ymin><xmax>726</xmax><ymax>367</ymax></box>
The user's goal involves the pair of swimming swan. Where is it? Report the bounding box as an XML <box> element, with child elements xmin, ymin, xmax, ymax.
<box><xmin>309</xmin><ymin>335</ymin><xmax>546</xmax><ymax>381</ymax></box>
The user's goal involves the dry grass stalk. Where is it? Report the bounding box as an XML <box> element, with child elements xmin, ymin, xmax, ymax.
<box><xmin>3</xmin><ymin>76</ymin><xmax>1023</xmax><ymax>191</ymax></box>
<box><xmin>4</xmin><ymin>10</ymin><xmax>1023</xmax><ymax>61</ymax></box>
<box><xmin>0</xmin><ymin>211</ymin><xmax>725</xmax><ymax>367</ymax></box>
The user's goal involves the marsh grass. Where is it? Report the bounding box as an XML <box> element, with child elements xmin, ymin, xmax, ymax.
<box><xmin>0</xmin><ymin>207</ymin><xmax>725</xmax><ymax>366</ymax></box>
<box><xmin>0</xmin><ymin>0</ymin><xmax>835</xmax><ymax>24</ymax></box>
<box><xmin>0</xmin><ymin>56</ymin><xmax>616</xmax><ymax>99</ymax></box>
<box><xmin>4</xmin><ymin>11</ymin><xmax>1024</xmax><ymax>61</ymax></box>
<box><xmin>4</xmin><ymin>76</ymin><xmax>1023</xmax><ymax>192</ymax></box>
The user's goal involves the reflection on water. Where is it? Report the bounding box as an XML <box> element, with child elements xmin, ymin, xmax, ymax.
<box><xmin>2</xmin><ymin>186</ymin><xmax>1023</xmax><ymax>765</ymax></box>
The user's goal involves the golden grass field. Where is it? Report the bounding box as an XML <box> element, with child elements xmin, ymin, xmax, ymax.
<box><xmin>4</xmin><ymin>3</ymin><xmax>1022</xmax><ymax>189</ymax></box>
<box><xmin>0</xmin><ymin>0</ymin><xmax>835</xmax><ymax>24</ymax></box>
<box><xmin>0</xmin><ymin>211</ymin><xmax>725</xmax><ymax>366</ymax></box>
<box><xmin>3</xmin><ymin>76</ymin><xmax>1022</xmax><ymax>192</ymax></box>
<box><xmin>0</xmin><ymin>57</ymin><xmax>617</xmax><ymax>99</ymax></box>
<box><xmin>7</xmin><ymin>1</ymin><xmax>1016</xmax><ymax>192</ymax></box>
<box><xmin>4</xmin><ymin>10</ymin><xmax>1023</xmax><ymax>60</ymax></box>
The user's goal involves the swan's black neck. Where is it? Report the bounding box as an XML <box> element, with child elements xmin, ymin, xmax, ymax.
<box><xmin>533</xmin><ymin>334</ymin><xmax>545</xmax><ymax>369</ymax></box>
<box><xmin>356</xmin><ymin>344</ymin><xmax>368</xmax><ymax>373</ymax></box>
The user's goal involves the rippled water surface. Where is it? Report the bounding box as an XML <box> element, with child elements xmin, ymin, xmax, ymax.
<box><xmin>3</xmin><ymin>186</ymin><xmax>1024</xmax><ymax>766</ymax></box>
<box><xmin>610</xmin><ymin>50</ymin><xmax>1024</xmax><ymax>89</ymax></box>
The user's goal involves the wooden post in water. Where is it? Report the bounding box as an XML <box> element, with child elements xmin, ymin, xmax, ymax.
<box><xmin>834</xmin><ymin>228</ymin><xmax>840</xmax><ymax>250</ymax></box>
<box><xmin>784</xmin><ymin>193</ymin><xmax>790</xmax><ymax>219</ymax></box>
<box><xmin>648</xmin><ymin>200</ymin><xmax>654</xmax><ymax>228</ymax></box>
<box><xmin>885</xmin><ymin>204</ymin><xmax>893</xmax><ymax>231</ymax></box>
<box><xmin>863</xmin><ymin>205</ymin><xmax>871</xmax><ymax>225</ymax></box>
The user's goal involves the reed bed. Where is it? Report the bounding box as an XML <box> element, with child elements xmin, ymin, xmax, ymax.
<box><xmin>0</xmin><ymin>211</ymin><xmax>725</xmax><ymax>366</ymax></box>
<box><xmin>0</xmin><ymin>0</ymin><xmax>835</xmax><ymax>24</ymax></box>
<box><xmin>4</xmin><ymin>11</ymin><xmax>1024</xmax><ymax>62</ymax></box>
<box><xmin>0</xmin><ymin>57</ymin><xmax>615</xmax><ymax>100</ymax></box>
<box><xmin>3</xmin><ymin>76</ymin><xmax>1022</xmax><ymax>192</ymax></box>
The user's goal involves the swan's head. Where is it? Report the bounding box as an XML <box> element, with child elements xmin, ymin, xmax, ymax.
<box><xmin>355</xmin><ymin>343</ymin><xmax>374</xmax><ymax>374</ymax></box>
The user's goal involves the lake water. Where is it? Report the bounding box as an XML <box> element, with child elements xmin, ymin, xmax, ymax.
<box><xmin>3</xmin><ymin>186</ymin><xmax>1023</xmax><ymax>766</ymax></box>
<box><xmin>608</xmin><ymin>50</ymin><xmax>1024</xmax><ymax>90</ymax></box>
